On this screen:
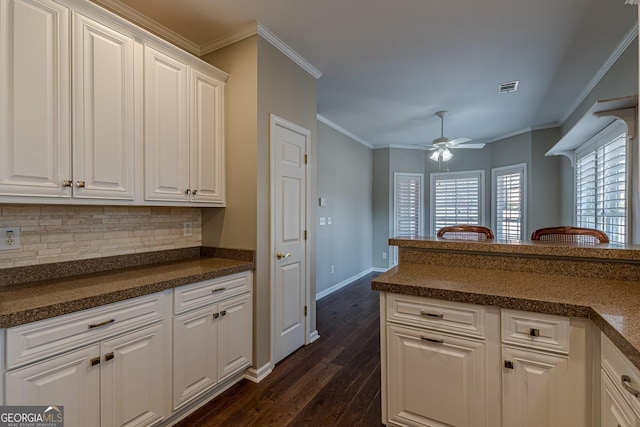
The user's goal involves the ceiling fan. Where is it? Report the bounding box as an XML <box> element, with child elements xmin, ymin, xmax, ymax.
<box><xmin>426</xmin><ymin>111</ymin><xmax>486</xmax><ymax>162</ymax></box>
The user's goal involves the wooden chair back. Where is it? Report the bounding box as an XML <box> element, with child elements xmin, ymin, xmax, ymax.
<box><xmin>437</xmin><ymin>225</ymin><xmax>494</xmax><ymax>241</ymax></box>
<box><xmin>530</xmin><ymin>226</ymin><xmax>609</xmax><ymax>244</ymax></box>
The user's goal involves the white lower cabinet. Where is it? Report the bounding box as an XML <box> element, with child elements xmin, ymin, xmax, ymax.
<box><xmin>172</xmin><ymin>273</ymin><xmax>253</xmax><ymax>411</ymax></box>
<box><xmin>501</xmin><ymin>346</ymin><xmax>570</xmax><ymax>427</ymax></box>
<box><xmin>601</xmin><ymin>333</ymin><xmax>640</xmax><ymax>427</ymax></box>
<box><xmin>4</xmin><ymin>291</ymin><xmax>171</xmax><ymax>427</ymax></box>
<box><xmin>387</xmin><ymin>324</ymin><xmax>487</xmax><ymax>427</ymax></box>
<box><xmin>381</xmin><ymin>294</ymin><xmax>590</xmax><ymax>427</ymax></box>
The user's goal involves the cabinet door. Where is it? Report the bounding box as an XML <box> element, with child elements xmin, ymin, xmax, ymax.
<box><xmin>189</xmin><ymin>67</ymin><xmax>225</xmax><ymax>206</ymax></box>
<box><xmin>144</xmin><ymin>45</ymin><xmax>189</xmax><ymax>202</ymax></box>
<box><xmin>5</xmin><ymin>344</ymin><xmax>100</xmax><ymax>427</ymax></box>
<box><xmin>602</xmin><ymin>371</ymin><xmax>640</xmax><ymax>427</ymax></box>
<box><xmin>72</xmin><ymin>12</ymin><xmax>137</xmax><ymax>200</ymax></box>
<box><xmin>502</xmin><ymin>345</ymin><xmax>570</xmax><ymax>427</ymax></box>
<box><xmin>172</xmin><ymin>305</ymin><xmax>218</xmax><ymax>410</ymax></box>
<box><xmin>0</xmin><ymin>0</ymin><xmax>71</xmax><ymax>198</ymax></box>
<box><xmin>101</xmin><ymin>322</ymin><xmax>169</xmax><ymax>427</ymax></box>
<box><xmin>218</xmin><ymin>293</ymin><xmax>252</xmax><ymax>382</ymax></box>
<box><xmin>387</xmin><ymin>324</ymin><xmax>487</xmax><ymax>427</ymax></box>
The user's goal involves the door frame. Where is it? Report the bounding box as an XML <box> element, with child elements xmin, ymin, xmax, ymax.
<box><xmin>269</xmin><ymin>113</ymin><xmax>312</xmax><ymax>366</ymax></box>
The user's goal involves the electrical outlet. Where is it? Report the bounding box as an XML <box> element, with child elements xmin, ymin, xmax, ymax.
<box><xmin>183</xmin><ymin>222</ymin><xmax>192</xmax><ymax>237</ymax></box>
<box><xmin>0</xmin><ymin>227</ymin><xmax>21</xmax><ymax>251</ymax></box>
<box><xmin>382</xmin><ymin>252</ymin><xmax>387</xmax><ymax>259</ymax></box>
<box><xmin>330</xmin><ymin>264</ymin><xmax>335</xmax><ymax>274</ymax></box>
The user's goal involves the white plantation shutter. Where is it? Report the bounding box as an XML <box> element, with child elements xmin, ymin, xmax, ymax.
<box><xmin>430</xmin><ymin>171</ymin><xmax>484</xmax><ymax>235</ymax></box>
<box><xmin>575</xmin><ymin>123</ymin><xmax>627</xmax><ymax>244</ymax></box>
<box><xmin>394</xmin><ymin>173</ymin><xmax>424</xmax><ymax>237</ymax></box>
<box><xmin>492</xmin><ymin>164</ymin><xmax>526</xmax><ymax>240</ymax></box>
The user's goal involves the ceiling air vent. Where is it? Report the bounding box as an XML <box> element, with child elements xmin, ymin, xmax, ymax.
<box><xmin>625</xmin><ymin>0</ymin><xmax>639</xmax><ymax>5</ymax></box>
<box><xmin>498</xmin><ymin>81</ymin><xmax>519</xmax><ymax>94</ymax></box>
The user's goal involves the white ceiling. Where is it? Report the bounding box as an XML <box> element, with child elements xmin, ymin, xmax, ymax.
<box><xmin>99</xmin><ymin>0</ymin><xmax>637</xmax><ymax>148</ymax></box>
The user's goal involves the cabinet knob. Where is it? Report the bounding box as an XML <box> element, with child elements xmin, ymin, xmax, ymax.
<box><xmin>62</xmin><ymin>180</ymin><xmax>73</xmax><ymax>187</ymax></box>
<box><xmin>504</xmin><ymin>360</ymin><xmax>514</xmax><ymax>369</ymax></box>
<box><xmin>90</xmin><ymin>357</ymin><xmax>101</xmax><ymax>367</ymax></box>
<box><xmin>185</xmin><ymin>189</ymin><xmax>191</xmax><ymax>195</ymax></box>
<box><xmin>213</xmin><ymin>312</ymin><xmax>220</xmax><ymax>319</ymax></box>
<box><xmin>104</xmin><ymin>352</ymin><xmax>115</xmax><ymax>362</ymax></box>
<box><xmin>76</xmin><ymin>180</ymin><xmax>85</xmax><ymax>188</ymax></box>
<box><xmin>529</xmin><ymin>328</ymin><xmax>540</xmax><ymax>337</ymax></box>
<box><xmin>192</xmin><ymin>189</ymin><xmax>198</xmax><ymax>195</ymax></box>
<box><xmin>220</xmin><ymin>310</ymin><xmax>227</xmax><ymax>317</ymax></box>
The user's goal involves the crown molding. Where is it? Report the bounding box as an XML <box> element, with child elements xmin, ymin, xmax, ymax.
<box><xmin>388</xmin><ymin>144</ymin><xmax>427</xmax><ymax>150</ymax></box>
<box><xmin>257</xmin><ymin>23</ymin><xmax>322</xmax><ymax>79</ymax></box>
<box><xmin>200</xmin><ymin>21</ymin><xmax>260</xmax><ymax>56</ymax></box>
<box><xmin>317</xmin><ymin>114</ymin><xmax>373</xmax><ymax>148</ymax></box>
<box><xmin>560</xmin><ymin>22</ymin><xmax>638</xmax><ymax>125</ymax></box>
<box><xmin>91</xmin><ymin>0</ymin><xmax>201</xmax><ymax>55</ymax></box>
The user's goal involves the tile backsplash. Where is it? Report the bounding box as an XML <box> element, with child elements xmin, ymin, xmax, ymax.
<box><xmin>0</xmin><ymin>205</ymin><xmax>202</xmax><ymax>268</ymax></box>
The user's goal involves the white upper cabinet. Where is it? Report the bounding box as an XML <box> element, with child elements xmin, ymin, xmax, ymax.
<box><xmin>144</xmin><ymin>45</ymin><xmax>190</xmax><ymax>203</ymax></box>
<box><xmin>72</xmin><ymin>11</ymin><xmax>138</xmax><ymax>200</ymax></box>
<box><xmin>144</xmin><ymin>44</ymin><xmax>226</xmax><ymax>206</ymax></box>
<box><xmin>0</xmin><ymin>0</ymin><xmax>227</xmax><ymax>206</ymax></box>
<box><xmin>0</xmin><ymin>0</ymin><xmax>71</xmax><ymax>198</ymax></box>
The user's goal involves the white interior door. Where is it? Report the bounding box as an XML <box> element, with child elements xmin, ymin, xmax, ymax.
<box><xmin>272</xmin><ymin>115</ymin><xmax>309</xmax><ymax>364</ymax></box>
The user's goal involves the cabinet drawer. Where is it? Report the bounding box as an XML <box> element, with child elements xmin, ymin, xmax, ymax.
<box><xmin>6</xmin><ymin>290</ymin><xmax>170</xmax><ymax>370</ymax></box>
<box><xmin>387</xmin><ymin>294</ymin><xmax>485</xmax><ymax>339</ymax></box>
<box><xmin>501</xmin><ymin>309</ymin><xmax>569</xmax><ymax>354</ymax></box>
<box><xmin>174</xmin><ymin>271</ymin><xmax>251</xmax><ymax>315</ymax></box>
<box><xmin>602</xmin><ymin>333</ymin><xmax>640</xmax><ymax>418</ymax></box>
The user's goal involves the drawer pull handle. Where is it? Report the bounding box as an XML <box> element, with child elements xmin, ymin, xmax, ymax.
<box><xmin>88</xmin><ymin>318</ymin><xmax>115</xmax><ymax>329</ymax></box>
<box><xmin>622</xmin><ymin>375</ymin><xmax>640</xmax><ymax>398</ymax></box>
<box><xmin>420</xmin><ymin>311</ymin><xmax>444</xmax><ymax>319</ymax></box>
<box><xmin>421</xmin><ymin>336</ymin><xmax>444</xmax><ymax>344</ymax></box>
<box><xmin>212</xmin><ymin>287</ymin><xmax>227</xmax><ymax>293</ymax></box>
<box><xmin>220</xmin><ymin>310</ymin><xmax>227</xmax><ymax>317</ymax></box>
<box><xmin>529</xmin><ymin>328</ymin><xmax>540</xmax><ymax>337</ymax></box>
<box><xmin>504</xmin><ymin>360</ymin><xmax>514</xmax><ymax>369</ymax></box>
<box><xmin>213</xmin><ymin>312</ymin><xmax>220</xmax><ymax>319</ymax></box>
<box><xmin>90</xmin><ymin>357</ymin><xmax>101</xmax><ymax>367</ymax></box>
<box><xmin>62</xmin><ymin>180</ymin><xmax>73</xmax><ymax>187</ymax></box>
<box><xmin>76</xmin><ymin>180</ymin><xmax>85</xmax><ymax>188</ymax></box>
<box><xmin>104</xmin><ymin>352</ymin><xmax>115</xmax><ymax>362</ymax></box>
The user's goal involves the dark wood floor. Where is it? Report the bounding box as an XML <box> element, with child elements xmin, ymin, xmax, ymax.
<box><xmin>176</xmin><ymin>272</ymin><xmax>384</xmax><ymax>427</ymax></box>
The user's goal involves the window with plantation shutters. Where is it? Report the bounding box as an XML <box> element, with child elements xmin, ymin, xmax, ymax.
<box><xmin>394</xmin><ymin>173</ymin><xmax>424</xmax><ymax>237</ymax></box>
<box><xmin>430</xmin><ymin>171</ymin><xmax>484</xmax><ymax>235</ymax></box>
<box><xmin>575</xmin><ymin>122</ymin><xmax>628</xmax><ymax>245</ymax></box>
<box><xmin>492</xmin><ymin>164</ymin><xmax>526</xmax><ymax>240</ymax></box>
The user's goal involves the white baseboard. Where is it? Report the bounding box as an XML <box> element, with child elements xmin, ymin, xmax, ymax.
<box><xmin>316</xmin><ymin>267</ymin><xmax>382</xmax><ymax>300</ymax></box>
<box><xmin>308</xmin><ymin>330</ymin><xmax>320</xmax><ymax>343</ymax></box>
<box><xmin>371</xmin><ymin>267</ymin><xmax>389</xmax><ymax>273</ymax></box>
<box><xmin>244</xmin><ymin>362</ymin><xmax>273</xmax><ymax>383</ymax></box>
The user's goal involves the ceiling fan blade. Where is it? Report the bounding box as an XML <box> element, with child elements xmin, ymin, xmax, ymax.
<box><xmin>456</xmin><ymin>143</ymin><xmax>486</xmax><ymax>149</ymax></box>
<box><xmin>447</xmin><ymin>137</ymin><xmax>472</xmax><ymax>146</ymax></box>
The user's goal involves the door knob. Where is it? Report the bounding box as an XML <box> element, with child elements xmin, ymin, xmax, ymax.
<box><xmin>276</xmin><ymin>252</ymin><xmax>291</xmax><ymax>259</ymax></box>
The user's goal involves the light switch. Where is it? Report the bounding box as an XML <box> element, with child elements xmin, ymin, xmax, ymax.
<box><xmin>319</xmin><ymin>197</ymin><xmax>327</xmax><ymax>207</ymax></box>
<box><xmin>327</xmin><ymin>217</ymin><xmax>332</xmax><ymax>225</ymax></box>
<box><xmin>319</xmin><ymin>217</ymin><xmax>326</xmax><ymax>226</ymax></box>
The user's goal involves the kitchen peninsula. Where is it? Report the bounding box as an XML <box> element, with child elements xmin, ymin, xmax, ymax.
<box><xmin>373</xmin><ymin>237</ymin><xmax>640</xmax><ymax>427</ymax></box>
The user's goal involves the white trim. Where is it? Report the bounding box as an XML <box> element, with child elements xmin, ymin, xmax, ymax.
<box><xmin>258</xmin><ymin>23</ymin><xmax>322</xmax><ymax>79</ymax></box>
<box><xmin>200</xmin><ymin>21</ymin><xmax>259</xmax><ymax>55</ymax></box>
<box><xmin>316</xmin><ymin>268</ymin><xmax>378</xmax><ymax>300</ymax></box>
<box><xmin>388</xmin><ymin>144</ymin><xmax>428</xmax><ymax>150</ymax></box>
<box><xmin>491</xmin><ymin>163</ymin><xmax>528</xmax><ymax>240</ymax></box>
<box><xmin>308</xmin><ymin>330</ymin><xmax>320</xmax><ymax>343</ymax></box>
<box><xmin>371</xmin><ymin>267</ymin><xmax>388</xmax><ymax>273</ymax></box>
<box><xmin>90</xmin><ymin>0</ymin><xmax>201</xmax><ymax>55</ymax></box>
<box><xmin>560</xmin><ymin>22</ymin><xmax>639</xmax><ymax>125</ymax></box>
<box><xmin>269</xmin><ymin>114</ymin><xmax>312</xmax><ymax>365</ymax></box>
<box><xmin>317</xmin><ymin>114</ymin><xmax>373</xmax><ymax>148</ymax></box>
<box><xmin>244</xmin><ymin>362</ymin><xmax>273</xmax><ymax>383</ymax></box>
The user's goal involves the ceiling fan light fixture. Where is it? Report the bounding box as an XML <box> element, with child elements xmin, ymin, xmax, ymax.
<box><xmin>441</xmin><ymin>148</ymin><xmax>453</xmax><ymax>161</ymax></box>
<box><xmin>430</xmin><ymin>150</ymin><xmax>440</xmax><ymax>161</ymax></box>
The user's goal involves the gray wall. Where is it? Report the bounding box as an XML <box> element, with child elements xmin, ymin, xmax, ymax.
<box><xmin>316</xmin><ymin>122</ymin><xmax>373</xmax><ymax>294</ymax></box>
<box><xmin>202</xmin><ymin>34</ymin><xmax>318</xmax><ymax>370</ymax></box>
<box><xmin>559</xmin><ymin>39</ymin><xmax>639</xmax><ymax>242</ymax></box>
<box><xmin>372</xmin><ymin>149</ymin><xmax>391</xmax><ymax>269</ymax></box>
<box><xmin>530</xmin><ymin>128</ymin><xmax>563</xmax><ymax>232</ymax></box>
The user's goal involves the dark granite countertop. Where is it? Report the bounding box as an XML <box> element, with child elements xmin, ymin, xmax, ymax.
<box><xmin>373</xmin><ymin>262</ymin><xmax>640</xmax><ymax>371</ymax></box>
<box><xmin>0</xmin><ymin>256</ymin><xmax>253</xmax><ymax>328</ymax></box>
